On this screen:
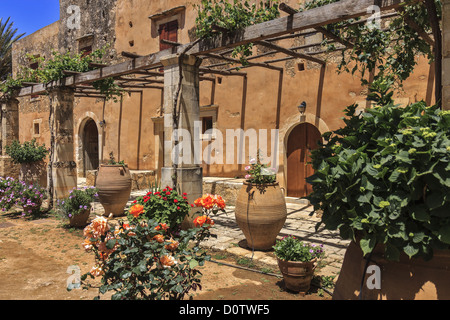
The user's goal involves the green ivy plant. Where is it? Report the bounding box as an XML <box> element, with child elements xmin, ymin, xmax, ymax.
<box><xmin>301</xmin><ymin>0</ymin><xmax>439</xmax><ymax>105</ymax></box>
<box><xmin>194</xmin><ymin>0</ymin><xmax>280</xmax><ymax>65</ymax></box>
<box><xmin>307</xmin><ymin>102</ymin><xmax>450</xmax><ymax>261</ymax></box>
<box><xmin>1</xmin><ymin>46</ymin><xmax>122</xmax><ymax>101</ymax></box>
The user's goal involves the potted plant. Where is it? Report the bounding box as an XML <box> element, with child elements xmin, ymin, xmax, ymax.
<box><xmin>19</xmin><ymin>183</ymin><xmax>46</xmax><ymax>217</ymax></box>
<box><xmin>273</xmin><ymin>235</ymin><xmax>325</xmax><ymax>295</ymax></box>
<box><xmin>5</xmin><ymin>139</ymin><xmax>48</xmax><ymax>188</ymax></box>
<box><xmin>307</xmin><ymin>102</ymin><xmax>450</xmax><ymax>300</ymax></box>
<box><xmin>57</xmin><ymin>186</ymin><xmax>98</xmax><ymax>227</ymax></box>
<box><xmin>96</xmin><ymin>152</ymin><xmax>131</xmax><ymax>217</ymax></box>
<box><xmin>234</xmin><ymin>151</ymin><xmax>287</xmax><ymax>250</ymax></box>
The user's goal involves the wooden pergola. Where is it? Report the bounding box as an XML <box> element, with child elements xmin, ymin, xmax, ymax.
<box><xmin>2</xmin><ymin>0</ymin><xmax>436</xmax><ymax>209</ymax></box>
<box><xmin>14</xmin><ymin>0</ymin><xmax>428</xmax><ymax>98</ymax></box>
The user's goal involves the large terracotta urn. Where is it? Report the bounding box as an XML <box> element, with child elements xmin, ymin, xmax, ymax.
<box><xmin>333</xmin><ymin>239</ymin><xmax>450</xmax><ymax>300</ymax></box>
<box><xmin>96</xmin><ymin>164</ymin><xmax>132</xmax><ymax>217</ymax></box>
<box><xmin>235</xmin><ymin>182</ymin><xmax>287</xmax><ymax>250</ymax></box>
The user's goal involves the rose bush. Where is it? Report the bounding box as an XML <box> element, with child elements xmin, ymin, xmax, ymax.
<box><xmin>128</xmin><ymin>186</ymin><xmax>192</xmax><ymax>234</ymax></box>
<box><xmin>79</xmin><ymin>192</ymin><xmax>226</xmax><ymax>300</ymax></box>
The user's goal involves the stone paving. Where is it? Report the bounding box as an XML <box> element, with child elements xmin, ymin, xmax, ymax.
<box><xmin>86</xmin><ymin>183</ymin><xmax>349</xmax><ymax>278</ymax></box>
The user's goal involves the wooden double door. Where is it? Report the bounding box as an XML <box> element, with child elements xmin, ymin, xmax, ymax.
<box><xmin>286</xmin><ymin>123</ymin><xmax>322</xmax><ymax>198</ymax></box>
<box><xmin>83</xmin><ymin>119</ymin><xmax>99</xmax><ymax>176</ymax></box>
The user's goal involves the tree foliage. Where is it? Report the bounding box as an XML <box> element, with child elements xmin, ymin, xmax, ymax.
<box><xmin>0</xmin><ymin>17</ymin><xmax>24</xmax><ymax>81</ymax></box>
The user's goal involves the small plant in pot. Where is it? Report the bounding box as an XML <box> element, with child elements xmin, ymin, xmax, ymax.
<box><xmin>5</xmin><ymin>139</ymin><xmax>48</xmax><ymax>187</ymax></box>
<box><xmin>273</xmin><ymin>235</ymin><xmax>325</xmax><ymax>295</ymax></box>
<box><xmin>57</xmin><ymin>186</ymin><xmax>99</xmax><ymax>227</ymax></box>
<box><xmin>235</xmin><ymin>151</ymin><xmax>287</xmax><ymax>250</ymax></box>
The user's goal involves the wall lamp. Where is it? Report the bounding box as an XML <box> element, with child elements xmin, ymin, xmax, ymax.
<box><xmin>99</xmin><ymin>120</ymin><xmax>107</xmax><ymax>128</ymax></box>
<box><xmin>298</xmin><ymin>101</ymin><xmax>307</xmax><ymax>115</ymax></box>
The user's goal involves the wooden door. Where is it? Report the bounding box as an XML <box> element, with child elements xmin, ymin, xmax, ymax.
<box><xmin>286</xmin><ymin>123</ymin><xmax>322</xmax><ymax>198</ymax></box>
<box><xmin>83</xmin><ymin>120</ymin><xmax>99</xmax><ymax>175</ymax></box>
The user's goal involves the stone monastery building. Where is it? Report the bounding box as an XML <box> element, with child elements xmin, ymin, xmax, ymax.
<box><xmin>11</xmin><ymin>0</ymin><xmax>435</xmax><ymax>199</ymax></box>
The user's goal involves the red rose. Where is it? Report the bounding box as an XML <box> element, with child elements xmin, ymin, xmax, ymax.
<box><xmin>174</xmin><ymin>199</ymin><xmax>178</xmax><ymax>203</ymax></box>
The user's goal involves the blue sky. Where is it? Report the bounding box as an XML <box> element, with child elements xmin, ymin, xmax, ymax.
<box><xmin>0</xmin><ymin>0</ymin><xmax>60</xmax><ymax>37</ymax></box>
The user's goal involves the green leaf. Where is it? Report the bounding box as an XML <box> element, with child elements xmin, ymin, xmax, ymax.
<box><xmin>359</xmin><ymin>236</ymin><xmax>376</xmax><ymax>256</ymax></box>
<box><xmin>437</xmin><ymin>224</ymin><xmax>450</xmax><ymax>244</ymax></box>
<box><xmin>189</xmin><ymin>259</ymin><xmax>199</xmax><ymax>269</ymax></box>
<box><xmin>410</xmin><ymin>205</ymin><xmax>430</xmax><ymax>222</ymax></box>
<box><xmin>385</xmin><ymin>243</ymin><xmax>400</xmax><ymax>261</ymax></box>
<box><xmin>403</xmin><ymin>244</ymin><xmax>419</xmax><ymax>258</ymax></box>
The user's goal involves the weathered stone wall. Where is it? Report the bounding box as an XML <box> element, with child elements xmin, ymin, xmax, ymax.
<box><xmin>10</xmin><ymin>0</ymin><xmax>439</xmax><ymax>192</ymax></box>
<box><xmin>443</xmin><ymin>0</ymin><xmax>450</xmax><ymax>111</ymax></box>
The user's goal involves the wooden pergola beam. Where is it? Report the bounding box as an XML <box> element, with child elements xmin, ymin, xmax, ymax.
<box><xmin>203</xmin><ymin>53</ymin><xmax>283</xmax><ymax>71</ymax></box>
<box><xmin>256</xmin><ymin>40</ymin><xmax>326</xmax><ymax>65</ymax></box>
<box><xmin>280</xmin><ymin>3</ymin><xmax>354</xmax><ymax>49</ymax></box>
<box><xmin>16</xmin><ymin>0</ymin><xmax>419</xmax><ymax>97</ymax></box>
<box><xmin>199</xmin><ymin>67</ymin><xmax>247</xmax><ymax>77</ymax></box>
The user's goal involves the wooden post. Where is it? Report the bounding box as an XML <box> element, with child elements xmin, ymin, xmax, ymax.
<box><xmin>443</xmin><ymin>0</ymin><xmax>450</xmax><ymax>110</ymax></box>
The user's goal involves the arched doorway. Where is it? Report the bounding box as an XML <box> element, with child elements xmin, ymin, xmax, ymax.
<box><xmin>82</xmin><ymin>119</ymin><xmax>99</xmax><ymax>176</ymax></box>
<box><xmin>286</xmin><ymin>123</ymin><xmax>322</xmax><ymax>198</ymax></box>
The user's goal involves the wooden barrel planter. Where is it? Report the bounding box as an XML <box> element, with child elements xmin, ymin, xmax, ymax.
<box><xmin>234</xmin><ymin>182</ymin><xmax>287</xmax><ymax>250</ymax></box>
<box><xmin>333</xmin><ymin>240</ymin><xmax>450</xmax><ymax>300</ymax></box>
<box><xmin>69</xmin><ymin>208</ymin><xmax>91</xmax><ymax>228</ymax></box>
<box><xmin>96</xmin><ymin>164</ymin><xmax>132</xmax><ymax>217</ymax></box>
<box><xmin>277</xmin><ymin>258</ymin><xmax>317</xmax><ymax>295</ymax></box>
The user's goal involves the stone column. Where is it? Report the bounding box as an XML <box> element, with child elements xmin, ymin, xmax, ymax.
<box><xmin>0</xmin><ymin>97</ymin><xmax>20</xmax><ymax>179</ymax></box>
<box><xmin>160</xmin><ymin>54</ymin><xmax>203</xmax><ymax>228</ymax></box>
<box><xmin>443</xmin><ymin>0</ymin><xmax>450</xmax><ymax>110</ymax></box>
<box><xmin>48</xmin><ymin>87</ymin><xmax>77</xmax><ymax>204</ymax></box>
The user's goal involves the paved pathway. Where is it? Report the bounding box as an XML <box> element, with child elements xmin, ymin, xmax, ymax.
<box><xmin>86</xmin><ymin>184</ymin><xmax>349</xmax><ymax>278</ymax></box>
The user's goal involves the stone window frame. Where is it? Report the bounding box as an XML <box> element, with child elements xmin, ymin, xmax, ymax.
<box><xmin>149</xmin><ymin>6</ymin><xmax>185</xmax><ymax>48</ymax></box>
<box><xmin>33</xmin><ymin>119</ymin><xmax>42</xmax><ymax>138</ymax></box>
<box><xmin>200</xmin><ymin>105</ymin><xmax>219</xmax><ymax>140</ymax></box>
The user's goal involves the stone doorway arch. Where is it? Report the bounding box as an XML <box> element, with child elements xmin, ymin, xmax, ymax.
<box><xmin>76</xmin><ymin>114</ymin><xmax>101</xmax><ymax>178</ymax></box>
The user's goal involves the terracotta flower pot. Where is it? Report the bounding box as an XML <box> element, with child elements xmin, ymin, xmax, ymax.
<box><xmin>235</xmin><ymin>182</ymin><xmax>287</xmax><ymax>250</ymax></box>
<box><xmin>96</xmin><ymin>164</ymin><xmax>132</xmax><ymax>217</ymax></box>
<box><xmin>277</xmin><ymin>258</ymin><xmax>317</xmax><ymax>294</ymax></box>
<box><xmin>333</xmin><ymin>239</ymin><xmax>450</xmax><ymax>300</ymax></box>
<box><xmin>69</xmin><ymin>208</ymin><xmax>91</xmax><ymax>227</ymax></box>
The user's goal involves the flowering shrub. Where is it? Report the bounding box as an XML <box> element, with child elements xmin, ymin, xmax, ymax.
<box><xmin>193</xmin><ymin>194</ymin><xmax>226</xmax><ymax>230</ymax></box>
<box><xmin>273</xmin><ymin>236</ymin><xmax>325</xmax><ymax>262</ymax></box>
<box><xmin>0</xmin><ymin>177</ymin><xmax>45</xmax><ymax>216</ymax></box>
<box><xmin>244</xmin><ymin>151</ymin><xmax>276</xmax><ymax>184</ymax></box>
<box><xmin>57</xmin><ymin>186</ymin><xmax>98</xmax><ymax>219</ymax></box>
<box><xmin>80</xmin><ymin>213</ymin><xmax>214</xmax><ymax>300</ymax></box>
<box><xmin>128</xmin><ymin>186</ymin><xmax>192</xmax><ymax>234</ymax></box>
